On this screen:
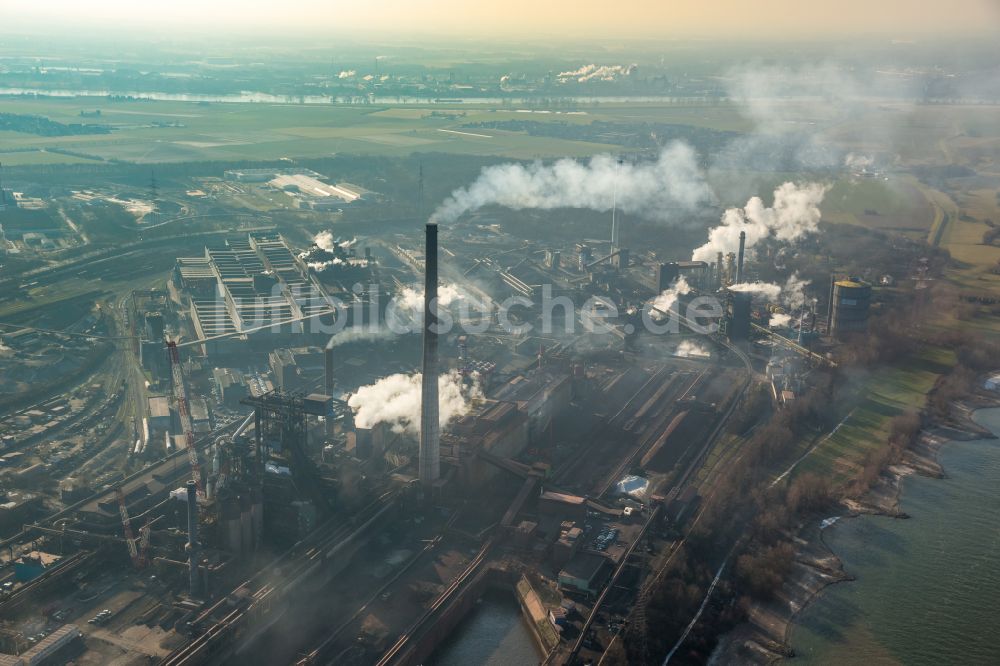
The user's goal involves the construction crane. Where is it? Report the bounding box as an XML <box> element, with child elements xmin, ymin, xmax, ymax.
<box><xmin>115</xmin><ymin>486</ymin><xmax>141</xmax><ymax>568</ymax></box>
<box><xmin>167</xmin><ymin>340</ymin><xmax>204</xmax><ymax>496</ymax></box>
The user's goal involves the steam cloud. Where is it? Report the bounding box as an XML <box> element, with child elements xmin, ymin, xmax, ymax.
<box><xmin>674</xmin><ymin>340</ymin><xmax>710</xmax><ymax>358</ymax></box>
<box><xmin>845</xmin><ymin>153</ymin><xmax>875</xmax><ymax>170</ymax></box>
<box><xmin>338</xmin><ymin>70</ymin><xmax>356</xmax><ymax>79</ymax></box>
<box><xmin>430</xmin><ymin>143</ymin><xmax>712</xmax><ymax>225</ymax></box>
<box><xmin>396</xmin><ymin>283</ymin><xmax>465</xmax><ymax>312</ymax></box>
<box><xmin>781</xmin><ymin>272</ymin><xmax>811</xmax><ymax>310</ymax></box>
<box><xmin>729</xmin><ymin>281</ymin><xmax>782</xmax><ymax>301</ymax></box>
<box><xmin>308</xmin><ymin>257</ymin><xmax>370</xmax><ymax>271</ymax></box>
<box><xmin>731</xmin><ymin>272</ymin><xmax>811</xmax><ymax>311</ymax></box>
<box><xmin>312</xmin><ymin>231</ymin><xmax>356</xmax><ymax>252</ymax></box>
<box><xmin>692</xmin><ymin>182</ymin><xmax>827</xmax><ymax>262</ymax></box>
<box><xmin>348</xmin><ymin>370</ymin><xmax>480</xmax><ymax>435</ymax></box>
<box><xmin>650</xmin><ymin>276</ymin><xmax>691</xmax><ymax>314</ymax></box>
<box><xmin>769</xmin><ymin>312</ymin><xmax>793</xmax><ymax>328</ymax></box>
<box><xmin>327</xmin><ymin>326</ymin><xmax>396</xmax><ymax>349</ymax></box>
<box><xmin>313</xmin><ymin>230</ymin><xmax>336</xmax><ymax>252</ymax></box>
<box><xmin>558</xmin><ymin>64</ymin><xmax>637</xmax><ymax>83</ymax></box>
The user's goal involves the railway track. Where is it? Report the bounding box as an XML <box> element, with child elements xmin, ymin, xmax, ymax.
<box><xmin>596</xmin><ymin>369</ymin><xmax>707</xmax><ymax>497</ymax></box>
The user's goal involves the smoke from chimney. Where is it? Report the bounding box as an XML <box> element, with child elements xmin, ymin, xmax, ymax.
<box><xmin>692</xmin><ymin>182</ymin><xmax>827</xmax><ymax>262</ymax></box>
<box><xmin>430</xmin><ymin>144</ymin><xmax>712</xmax><ymax>226</ymax></box>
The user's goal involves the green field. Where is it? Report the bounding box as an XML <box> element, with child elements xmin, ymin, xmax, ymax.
<box><xmin>0</xmin><ymin>96</ymin><xmax>758</xmax><ymax>164</ymax></box>
<box><xmin>795</xmin><ymin>346</ymin><xmax>954</xmax><ymax>485</ymax></box>
<box><xmin>822</xmin><ymin>175</ymin><xmax>933</xmax><ymax>232</ymax></box>
<box><xmin>0</xmin><ymin>149</ymin><xmax>104</xmax><ymax>166</ymax></box>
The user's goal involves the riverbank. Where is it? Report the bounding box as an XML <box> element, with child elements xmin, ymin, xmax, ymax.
<box><xmin>710</xmin><ymin>392</ymin><xmax>1000</xmax><ymax>664</ymax></box>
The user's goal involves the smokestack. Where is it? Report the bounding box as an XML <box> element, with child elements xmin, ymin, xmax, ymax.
<box><xmin>324</xmin><ymin>337</ymin><xmax>336</xmax><ymax>435</ymax></box>
<box><xmin>736</xmin><ymin>230</ymin><xmax>746</xmax><ymax>285</ymax></box>
<box><xmin>324</xmin><ymin>337</ymin><xmax>335</xmax><ymax>396</ymax></box>
<box><xmin>827</xmin><ymin>274</ymin><xmax>836</xmax><ymax>334</ymax></box>
<box><xmin>419</xmin><ymin>223</ymin><xmax>440</xmax><ymax>487</ymax></box>
<box><xmin>186</xmin><ymin>480</ymin><xmax>200</xmax><ymax>597</ymax></box>
<box><xmin>716</xmin><ymin>251</ymin><xmax>724</xmax><ymax>287</ymax></box>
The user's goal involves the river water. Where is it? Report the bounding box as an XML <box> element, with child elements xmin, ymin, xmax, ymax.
<box><xmin>790</xmin><ymin>407</ymin><xmax>1000</xmax><ymax>665</ymax></box>
<box><xmin>427</xmin><ymin>591</ymin><xmax>542</xmax><ymax>666</ymax></box>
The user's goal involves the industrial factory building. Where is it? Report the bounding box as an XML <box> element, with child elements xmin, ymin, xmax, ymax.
<box><xmin>269</xmin><ymin>174</ymin><xmax>372</xmax><ymax>209</ymax></box>
<box><xmin>172</xmin><ymin>232</ymin><xmax>376</xmax><ymax>356</ymax></box>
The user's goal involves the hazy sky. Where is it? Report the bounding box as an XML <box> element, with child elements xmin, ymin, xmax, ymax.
<box><xmin>6</xmin><ymin>0</ymin><xmax>1000</xmax><ymax>39</ymax></box>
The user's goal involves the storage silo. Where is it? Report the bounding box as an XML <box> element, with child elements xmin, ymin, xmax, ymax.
<box><xmin>828</xmin><ymin>276</ymin><xmax>872</xmax><ymax>336</ymax></box>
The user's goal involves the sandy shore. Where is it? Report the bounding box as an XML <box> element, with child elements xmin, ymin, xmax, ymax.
<box><xmin>709</xmin><ymin>395</ymin><xmax>1000</xmax><ymax>664</ymax></box>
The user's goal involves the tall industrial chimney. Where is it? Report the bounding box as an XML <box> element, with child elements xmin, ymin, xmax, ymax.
<box><xmin>419</xmin><ymin>223</ymin><xmax>440</xmax><ymax>487</ymax></box>
<box><xmin>324</xmin><ymin>337</ymin><xmax>335</xmax><ymax>396</ymax></box>
<box><xmin>324</xmin><ymin>337</ymin><xmax>336</xmax><ymax>436</ymax></box>
<box><xmin>186</xmin><ymin>480</ymin><xmax>200</xmax><ymax>597</ymax></box>
<box><xmin>735</xmin><ymin>230</ymin><xmax>746</xmax><ymax>285</ymax></box>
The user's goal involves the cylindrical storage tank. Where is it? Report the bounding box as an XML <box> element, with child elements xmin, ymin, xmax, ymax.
<box><xmin>727</xmin><ymin>289</ymin><xmax>752</xmax><ymax>341</ymax></box>
<box><xmin>830</xmin><ymin>278</ymin><xmax>872</xmax><ymax>336</ymax></box>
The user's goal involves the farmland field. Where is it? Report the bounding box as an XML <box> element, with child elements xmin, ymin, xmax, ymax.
<box><xmin>0</xmin><ymin>96</ymin><xmax>758</xmax><ymax>163</ymax></box>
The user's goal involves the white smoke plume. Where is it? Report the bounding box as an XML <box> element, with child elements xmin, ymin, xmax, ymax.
<box><xmin>308</xmin><ymin>257</ymin><xmax>369</xmax><ymax>272</ymax></box>
<box><xmin>650</xmin><ymin>276</ymin><xmax>691</xmax><ymax>314</ymax></box>
<box><xmin>713</xmin><ymin>63</ymin><xmax>864</xmax><ymax>174</ymax></box>
<box><xmin>674</xmin><ymin>340</ymin><xmax>710</xmax><ymax>358</ymax></box>
<box><xmin>692</xmin><ymin>182</ymin><xmax>827</xmax><ymax>262</ymax></box>
<box><xmin>314</xmin><ymin>230</ymin><xmax>336</xmax><ymax>252</ymax></box>
<box><xmin>338</xmin><ymin>70</ymin><xmax>356</xmax><ymax>79</ymax></box>
<box><xmin>326</xmin><ymin>326</ymin><xmax>396</xmax><ymax>349</ymax></box>
<box><xmin>730</xmin><ymin>273</ymin><xmax>809</xmax><ymax>312</ymax></box>
<box><xmin>726</xmin><ymin>63</ymin><xmax>864</xmax><ymax>132</ymax></box>
<box><xmin>557</xmin><ymin>64</ymin><xmax>637</xmax><ymax>83</ymax></box>
<box><xmin>729</xmin><ymin>281</ymin><xmax>782</xmax><ymax>301</ymax></box>
<box><xmin>430</xmin><ymin>144</ymin><xmax>712</xmax><ymax>225</ymax></box>
<box><xmin>396</xmin><ymin>283</ymin><xmax>464</xmax><ymax>312</ymax></box>
<box><xmin>308</xmin><ymin>258</ymin><xmax>341</xmax><ymax>270</ymax></box>
<box><xmin>348</xmin><ymin>370</ymin><xmax>481</xmax><ymax>435</ymax></box>
<box><xmin>781</xmin><ymin>272</ymin><xmax>811</xmax><ymax>310</ymax></box>
<box><xmin>769</xmin><ymin>312</ymin><xmax>793</xmax><ymax>328</ymax></box>
<box><xmin>845</xmin><ymin>153</ymin><xmax>874</xmax><ymax>170</ymax></box>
